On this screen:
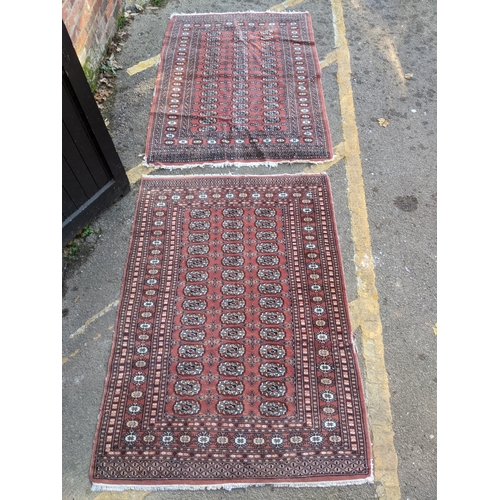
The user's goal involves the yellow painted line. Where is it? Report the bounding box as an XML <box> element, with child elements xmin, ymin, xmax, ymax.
<box><xmin>62</xmin><ymin>349</ymin><xmax>80</xmax><ymax>366</ymax></box>
<box><xmin>382</xmin><ymin>37</ymin><xmax>406</xmax><ymax>92</ymax></box>
<box><xmin>63</xmin><ymin>335</ymin><xmax>105</xmax><ymax>366</ymax></box>
<box><xmin>320</xmin><ymin>51</ymin><xmax>339</xmax><ymax>69</ymax></box>
<box><xmin>304</xmin><ymin>159</ymin><xmax>338</xmax><ymax>174</ymax></box>
<box><xmin>343</xmin><ymin>0</ymin><xmax>407</xmax><ymax>96</ymax></box>
<box><xmin>348</xmin><ymin>299</ymin><xmax>361</xmax><ymax>331</ymax></box>
<box><xmin>330</xmin><ymin>0</ymin><xmax>401</xmax><ymax>498</ymax></box>
<box><xmin>127</xmin><ymin>54</ymin><xmax>160</xmax><ymax>76</ymax></box>
<box><xmin>70</xmin><ymin>300</ymin><xmax>119</xmax><ymax>339</ymax></box>
<box><xmin>304</xmin><ymin>142</ymin><xmax>345</xmax><ymax>173</ymax></box>
<box><xmin>269</xmin><ymin>0</ymin><xmax>305</xmax><ymax>12</ymax></box>
<box><xmin>433</xmin><ymin>323</ymin><xmax>437</xmax><ymax>336</ymax></box>
<box><xmin>94</xmin><ymin>491</ymin><xmax>150</xmax><ymax>500</ymax></box>
<box><xmin>127</xmin><ymin>163</ymin><xmax>155</xmax><ymax>184</ymax></box>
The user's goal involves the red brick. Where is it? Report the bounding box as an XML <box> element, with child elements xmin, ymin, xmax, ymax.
<box><xmin>64</xmin><ymin>6</ymin><xmax>82</xmax><ymax>38</ymax></box>
<box><xmin>63</xmin><ymin>0</ymin><xmax>78</xmax><ymax>9</ymax></box>
<box><xmin>99</xmin><ymin>0</ymin><xmax>108</xmax><ymax>18</ymax></box>
<box><xmin>90</xmin><ymin>0</ymin><xmax>101</xmax><ymax>17</ymax></box>
<box><xmin>105</xmin><ymin>1</ymin><xmax>114</xmax><ymax>21</ymax></box>
<box><xmin>76</xmin><ymin>5</ymin><xmax>91</xmax><ymax>33</ymax></box>
<box><xmin>74</xmin><ymin>28</ymin><xmax>88</xmax><ymax>55</ymax></box>
<box><xmin>62</xmin><ymin>3</ymin><xmax>72</xmax><ymax>23</ymax></box>
<box><xmin>66</xmin><ymin>0</ymin><xmax>124</xmax><ymax>63</ymax></box>
<box><xmin>70</xmin><ymin>25</ymin><xmax>81</xmax><ymax>47</ymax></box>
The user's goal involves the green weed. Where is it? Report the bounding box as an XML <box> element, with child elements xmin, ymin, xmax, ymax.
<box><xmin>117</xmin><ymin>13</ymin><xmax>128</xmax><ymax>31</ymax></box>
<box><xmin>68</xmin><ymin>243</ymin><xmax>80</xmax><ymax>260</ymax></box>
<box><xmin>81</xmin><ymin>225</ymin><xmax>94</xmax><ymax>238</ymax></box>
<box><xmin>101</xmin><ymin>60</ymin><xmax>117</xmax><ymax>75</ymax></box>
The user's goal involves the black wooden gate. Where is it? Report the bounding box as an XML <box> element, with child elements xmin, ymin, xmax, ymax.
<box><xmin>62</xmin><ymin>21</ymin><xmax>130</xmax><ymax>246</ymax></box>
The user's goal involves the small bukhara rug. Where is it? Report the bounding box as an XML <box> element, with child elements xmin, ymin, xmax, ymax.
<box><xmin>90</xmin><ymin>174</ymin><xmax>372</xmax><ymax>491</ymax></box>
<box><xmin>144</xmin><ymin>12</ymin><xmax>333</xmax><ymax>168</ymax></box>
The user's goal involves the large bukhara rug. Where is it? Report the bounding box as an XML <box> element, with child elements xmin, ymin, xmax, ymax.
<box><xmin>90</xmin><ymin>174</ymin><xmax>372</xmax><ymax>491</ymax></box>
<box><xmin>144</xmin><ymin>12</ymin><xmax>333</xmax><ymax>168</ymax></box>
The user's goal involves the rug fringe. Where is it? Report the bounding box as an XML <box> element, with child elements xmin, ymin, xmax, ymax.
<box><xmin>91</xmin><ymin>474</ymin><xmax>374</xmax><ymax>492</ymax></box>
<box><xmin>141</xmin><ymin>172</ymin><xmax>328</xmax><ymax>179</ymax></box>
<box><xmin>169</xmin><ymin>11</ymin><xmax>310</xmax><ymax>19</ymax></box>
<box><xmin>142</xmin><ymin>156</ymin><xmax>335</xmax><ymax>171</ymax></box>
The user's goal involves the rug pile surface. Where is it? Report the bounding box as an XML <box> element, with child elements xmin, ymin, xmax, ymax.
<box><xmin>144</xmin><ymin>12</ymin><xmax>333</xmax><ymax>168</ymax></box>
<box><xmin>90</xmin><ymin>174</ymin><xmax>372</xmax><ymax>491</ymax></box>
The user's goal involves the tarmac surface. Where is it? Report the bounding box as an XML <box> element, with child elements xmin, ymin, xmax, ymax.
<box><xmin>62</xmin><ymin>0</ymin><xmax>437</xmax><ymax>498</ymax></box>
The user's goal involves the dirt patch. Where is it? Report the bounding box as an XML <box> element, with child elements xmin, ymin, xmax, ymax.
<box><xmin>62</xmin><ymin>225</ymin><xmax>103</xmax><ymax>297</ymax></box>
<box><xmin>394</xmin><ymin>195</ymin><xmax>418</xmax><ymax>212</ymax></box>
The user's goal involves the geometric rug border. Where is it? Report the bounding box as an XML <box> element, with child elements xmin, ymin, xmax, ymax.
<box><xmin>90</xmin><ymin>173</ymin><xmax>372</xmax><ymax>490</ymax></box>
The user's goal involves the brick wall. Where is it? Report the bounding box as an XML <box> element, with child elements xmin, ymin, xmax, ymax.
<box><xmin>62</xmin><ymin>0</ymin><xmax>124</xmax><ymax>88</ymax></box>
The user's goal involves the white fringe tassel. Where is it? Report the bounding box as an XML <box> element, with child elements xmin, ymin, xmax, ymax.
<box><xmin>142</xmin><ymin>156</ymin><xmax>335</xmax><ymax>171</ymax></box>
<box><xmin>91</xmin><ymin>473</ymin><xmax>374</xmax><ymax>492</ymax></box>
<box><xmin>168</xmin><ymin>11</ymin><xmax>309</xmax><ymax>19</ymax></box>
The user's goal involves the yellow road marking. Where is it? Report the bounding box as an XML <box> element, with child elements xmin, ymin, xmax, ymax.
<box><xmin>269</xmin><ymin>0</ymin><xmax>305</xmax><ymax>11</ymax></box>
<box><xmin>345</xmin><ymin>0</ymin><xmax>407</xmax><ymax>96</ymax></box>
<box><xmin>70</xmin><ymin>300</ymin><xmax>119</xmax><ymax>339</ymax></box>
<box><xmin>304</xmin><ymin>159</ymin><xmax>338</xmax><ymax>173</ymax></box>
<box><xmin>320</xmin><ymin>51</ymin><xmax>339</xmax><ymax>69</ymax></box>
<box><xmin>330</xmin><ymin>0</ymin><xmax>401</xmax><ymax>498</ymax></box>
<box><xmin>127</xmin><ymin>163</ymin><xmax>155</xmax><ymax>184</ymax></box>
<box><xmin>304</xmin><ymin>142</ymin><xmax>346</xmax><ymax>173</ymax></box>
<box><xmin>94</xmin><ymin>491</ymin><xmax>150</xmax><ymax>500</ymax></box>
<box><xmin>382</xmin><ymin>37</ymin><xmax>406</xmax><ymax>91</ymax></box>
<box><xmin>62</xmin><ymin>349</ymin><xmax>80</xmax><ymax>366</ymax></box>
<box><xmin>348</xmin><ymin>299</ymin><xmax>361</xmax><ymax>331</ymax></box>
<box><xmin>127</xmin><ymin>54</ymin><xmax>160</xmax><ymax>76</ymax></box>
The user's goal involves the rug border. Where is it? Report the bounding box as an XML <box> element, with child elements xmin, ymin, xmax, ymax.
<box><xmin>91</xmin><ymin>472</ymin><xmax>374</xmax><ymax>492</ymax></box>
<box><xmin>143</xmin><ymin>11</ymin><xmax>334</xmax><ymax>169</ymax></box>
<box><xmin>88</xmin><ymin>176</ymin><xmax>152</xmax><ymax>486</ymax></box>
<box><xmin>89</xmin><ymin>173</ymin><xmax>373</xmax><ymax>490</ymax></box>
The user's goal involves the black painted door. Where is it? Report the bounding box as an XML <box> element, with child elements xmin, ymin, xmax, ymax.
<box><xmin>62</xmin><ymin>21</ymin><xmax>129</xmax><ymax>246</ymax></box>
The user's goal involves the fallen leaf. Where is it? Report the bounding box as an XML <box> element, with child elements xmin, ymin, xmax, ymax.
<box><xmin>378</xmin><ymin>118</ymin><xmax>390</xmax><ymax>127</ymax></box>
<box><xmin>94</xmin><ymin>88</ymin><xmax>112</xmax><ymax>103</ymax></box>
<box><xmin>404</xmin><ymin>73</ymin><xmax>413</xmax><ymax>80</ymax></box>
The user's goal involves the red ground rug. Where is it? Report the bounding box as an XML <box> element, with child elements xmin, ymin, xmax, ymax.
<box><xmin>90</xmin><ymin>174</ymin><xmax>372</xmax><ymax>491</ymax></box>
<box><xmin>144</xmin><ymin>12</ymin><xmax>333</xmax><ymax>168</ymax></box>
